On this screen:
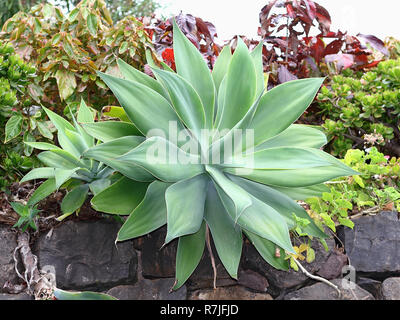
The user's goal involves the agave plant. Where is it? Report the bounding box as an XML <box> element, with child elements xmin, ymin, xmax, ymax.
<box><xmin>42</xmin><ymin>20</ymin><xmax>356</xmax><ymax>289</ymax></box>
<box><xmin>20</xmin><ymin>100</ymin><xmax>127</xmax><ymax>220</ymax></box>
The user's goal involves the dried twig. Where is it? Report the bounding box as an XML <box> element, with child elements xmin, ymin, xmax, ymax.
<box><xmin>205</xmin><ymin>225</ymin><xmax>217</xmax><ymax>290</ymax></box>
<box><xmin>293</xmin><ymin>257</ymin><xmax>342</xmax><ymax>299</ymax></box>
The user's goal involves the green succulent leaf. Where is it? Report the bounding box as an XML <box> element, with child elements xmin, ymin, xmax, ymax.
<box><xmin>28</xmin><ymin>178</ymin><xmax>57</xmax><ymax>206</ymax></box>
<box><xmin>229</xmin><ymin>175</ymin><xmax>327</xmax><ymax>238</ymax></box>
<box><xmin>54</xmin><ymin>289</ymin><xmax>117</xmax><ymax>300</ymax></box>
<box><xmin>255</xmin><ymin>124</ymin><xmax>328</xmax><ymax>150</ymax></box>
<box><xmin>270</xmin><ymin>184</ymin><xmax>331</xmax><ymax>201</ymax></box>
<box><xmin>215</xmin><ymin>183</ymin><xmax>295</xmax><ymax>254</ymax></box>
<box><xmin>60</xmin><ymin>184</ymin><xmax>89</xmax><ymax>215</ymax></box>
<box><xmin>206</xmin><ymin>165</ymin><xmax>252</xmax><ymax>222</ymax></box>
<box><xmin>23</xmin><ymin>142</ymin><xmax>61</xmax><ymax>151</ymax></box>
<box><xmin>42</xmin><ymin>106</ymin><xmax>81</xmax><ymax>157</ymax></box>
<box><xmin>165</xmin><ymin>174</ymin><xmax>208</xmax><ymax>244</ymax></box>
<box><xmin>98</xmin><ymin>72</ymin><xmax>185</xmax><ymax>140</ymax></box>
<box><xmin>172</xmin><ymin>19</ymin><xmax>215</xmax><ymax>128</ymax></box>
<box><xmin>204</xmin><ymin>184</ymin><xmax>242</xmax><ymax>279</ymax></box>
<box><xmin>244</xmin><ymin>230</ymin><xmax>289</xmax><ymax>270</ymax></box>
<box><xmin>21</xmin><ymin>168</ymin><xmax>55</xmax><ymax>183</ymax></box>
<box><xmin>117</xmin><ymin>181</ymin><xmax>170</xmax><ymax>241</ymax></box>
<box><xmin>91</xmin><ymin>177</ymin><xmax>149</xmax><ymax>215</ymax></box>
<box><xmin>250</xmin><ymin>41</ymin><xmax>265</xmax><ymax>95</ymax></box>
<box><xmin>83</xmin><ymin>136</ymin><xmax>153</xmax><ymax>182</ymax></box>
<box><xmin>173</xmin><ymin>221</ymin><xmax>206</xmax><ymax>290</ymax></box>
<box><xmin>82</xmin><ymin>121</ymin><xmax>141</xmax><ymax>142</ymax></box>
<box><xmin>223</xmin><ymin>147</ymin><xmax>332</xmax><ymax>170</ymax></box>
<box><xmin>248</xmin><ymin>78</ymin><xmax>325</xmax><ymax>146</ymax></box>
<box><xmin>55</xmin><ymin>168</ymin><xmax>79</xmax><ymax>189</ymax></box>
<box><xmin>77</xmin><ymin>99</ymin><xmax>94</xmax><ymax>124</ymax></box>
<box><xmin>117</xmin><ymin>137</ymin><xmax>204</xmax><ymax>182</ymax></box>
<box><xmin>152</xmin><ymin>68</ymin><xmax>206</xmax><ymax>140</ymax></box>
<box><xmin>117</xmin><ymin>58</ymin><xmax>168</xmax><ymax>99</ymax></box>
<box><xmin>212</xmin><ymin>45</ymin><xmax>232</xmax><ymax>93</ymax></box>
<box><xmin>216</xmin><ymin>37</ymin><xmax>257</xmax><ymax>130</ymax></box>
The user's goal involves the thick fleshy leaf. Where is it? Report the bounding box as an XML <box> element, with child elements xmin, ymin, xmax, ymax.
<box><xmin>152</xmin><ymin>68</ymin><xmax>206</xmax><ymax>139</ymax></box>
<box><xmin>222</xmin><ymin>147</ymin><xmax>332</xmax><ymax>170</ymax></box>
<box><xmin>229</xmin><ymin>175</ymin><xmax>327</xmax><ymax>238</ymax></box>
<box><xmin>173</xmin><ymin>221</ymin><xmax>206</xmax><ymax>290</ymax></box>
<box><xmin>214</xmin><ymin>183</ymin><xmax>295</xmax><ymax>254</ymax></box>
<box><xmin>77</xmin><ymin>99</ymin><xmax>94</xmax><ymax>123</ymax></box>
<box><xmin>42</xmin><ymin>107</ymin><xmax>80</xmax><ymax>157</ymax></box>
<box><xmin>212</xmin><ymin>45</ymin><xmax>232</xmax><ymax>92</ymax></box>
<box><xmin>28</xmin><ymin>178</ymin><xmax>57</xmax><ymax>206</ymax></box>
<box><xmin>60</xmin><ymin>184</ymin><xmax>89</xmax><ymax>215</ymax></box>
<box><xmin>117</xmin><ymin>181</ymin><xmax>170</xmax><ymax>241</ymax></box>
<box><xmin>206</xmin><ymin>165</ymin><xmax>252</xmax><ymax>222</ymax></box>
<box><xmin>98</xmin><ymin>72</ymin><xmax>184</xmax><ymax>139</ymax></box>
<box><xmin>255</xmin><ymin>124</ymin><xmax>328</xmax><ymax>150</ymax></box>
<box><xmin>165</xmin><ymin>174</ymin><xmax>208</xmax><ymax>244</ymax></box>
<box><xmin>91</xmin><ymin>177</ymin><xmax>149</xmax><ymax>215</ymax></box>
<box><xmin>83</xmin><ymin>136</ymin><xmax>153</xmax><ymax>182</ymax></box>
<box><xmin>216</xmin><ymin>37</ymin><xmax>257</xmax><ymax>130</ymax></box>
<box><xmin>250</xmin><ymin>41</ymin><xmax>265</xmax><ymax>95</ymax></box>
<box><xmin>248</xmin><ymin>78</ymin><xmax>325</xmax><ymax>146</ymax></box>
<box><xmin>117</xmin><ymin>137</ymin><xmax>204</xmax><ymax>182</ymax></box>
<box><xmin>65</xmin><ymin>129</ymin><xmax>88</xmax><ymax>154</ymax></box>
<box><xmin>117</xmin><ymin>58</ymin><xmax>168</xmax><ymax>99</ymax></box>
<box><xmin>82</xmin><ymin>121</ymin><xmax>141</xmax><ymax>142</ymax></box>
<box><xmin>23</xmin><ymin>142</ymin><xmax>61</xmax><ymax>151</ymax></box>
<box><xmin>173</xmin><ymin>19</ymin><xmax>215</xmax><ymax>127</ymax></box>
<box><xmin>204</xmin><ymin>184</ymin><xmax>242</xmax><ymax>279</ymax></box>
<box><xmin>244</xmin><ymin>230</ymin><xmax>289</xmax><ymax>270</ymax></box>
<box><xmin>271</xmin><ymin>184</ymin><xmax>330</xmax><ymax>201</ymax></box>
<box><xmin>226</xmin><ymin>164</ymin><xmax>358</xmax><ymax>188</ymax></box>
<box><xmin>21</xmin><ymin>168</ymin><xmax>55</xmax><ymax>183</ymax></box>
<box><xmin>37</xmin><ymin>150</ymin><xmax>85</xmax><ymax>170</ymax></box>
<box><xmin>54</xmin><ymin>289</ymin><xmax>117</xmax><ymax>300</ymax></box>
<box><xmin>55</xmin><ymin>168</ymin><xmax>79</xmax><ymax>189</ymax></box>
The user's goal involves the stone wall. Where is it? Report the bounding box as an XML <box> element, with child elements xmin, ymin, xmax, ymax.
<box><xmin>1</xmin><ymin>211</ymin><xmax>400</xmax><ymax>300</ymax></box>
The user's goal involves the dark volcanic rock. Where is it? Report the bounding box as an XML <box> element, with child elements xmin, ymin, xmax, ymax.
<box><xmin>238</xmin><ymin>269</ymin><xmax>269</xmax><ymax>292</ymax></box>
<box><xmin>382</xmin><ymin>277</ymin><xmax>400</xmax><ymax>300</ymax></box>
<box><xmin>140</xmin><ymin>227</ymin><xmax>236</xmax><ymax>289</ymax></box>
<box><xmin>34</xmin><ymin>219</ymin><xmax>137</xmax><ymax>291</ymax></box>
<box><xmin>283</xmin><ymin>279</ymin><xmax>374</xmax><ymax>300</ymax></box>
<box><xmin>140</xmin><ymin>227</ymin><xmax>177</xmax><ymax>278</ymax></box>
<box><xmin>340</xmin><ymin>211</ymin><xmax>400</xmax><ymax>274</ymax></box>
<box><xmin>107</xmin><ymin>278</ymin><xmax>186</xmax><ymax>300</ymax></box>
<box><xmin>189</xmin><ymin>286</ymin><xmax>273</xmax><ymax>300</ymax></box>
<box><xmin>0</xmin><ymin>225</ymin><xmax>18</xmax><ymax>291</ymax></box>
<box><xmin>317</xmin><ymin>249</ymin><xmax>348</xmax><ymax>279</ymax></box>
<box><xmin>242</xmin><ymin>237</ymin><xmax>336</xmax><ymax>296</ymax></box>
<box><xmin>357</xmin><ymin>277</ymin><xmax>383</xmax><ymax>300</ymax></box>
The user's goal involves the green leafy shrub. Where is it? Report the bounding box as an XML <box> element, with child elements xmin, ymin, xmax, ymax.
<box><xmin>0</xmin><ymin>41</ymin><xmax>44</xmax><ymax>189</ymax></box>
<box><xmin>10</xmin><ymin>201</ymin><xmax>40</xmax><ymax>232</ymax></box>
<box><xmin>317</xmin><ymin>59</ymin><xmax>400</xmax><ymax>157</ymax></box>
<box><xmin>0</xmin><ymin>0</ymin><xmax>153</xmax><ymax>114</ymax></box>
<box><xmin>58</xmin><ymin>20</ymin><xmax>356</xmax><ymax>289</ymax></box>
<box><xmin>306</xmin><ymin>147</ymin><xmax>400</xmax><ymax>232</ymax></box>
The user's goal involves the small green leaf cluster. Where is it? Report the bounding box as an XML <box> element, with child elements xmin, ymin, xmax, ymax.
<box><xmin>10</xmin><ymin>202</ymin><xmax>40</xmax><ymax>232</ymax></box>
<box><xmin>317</xmin><ymin>59</ymin><xmax>400</xmax><ymax>157</ymax></box>
<box><xmin>306</xmin><ymin>147</ymin><xmax>400</xmax><ymax>231</ymax></box>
